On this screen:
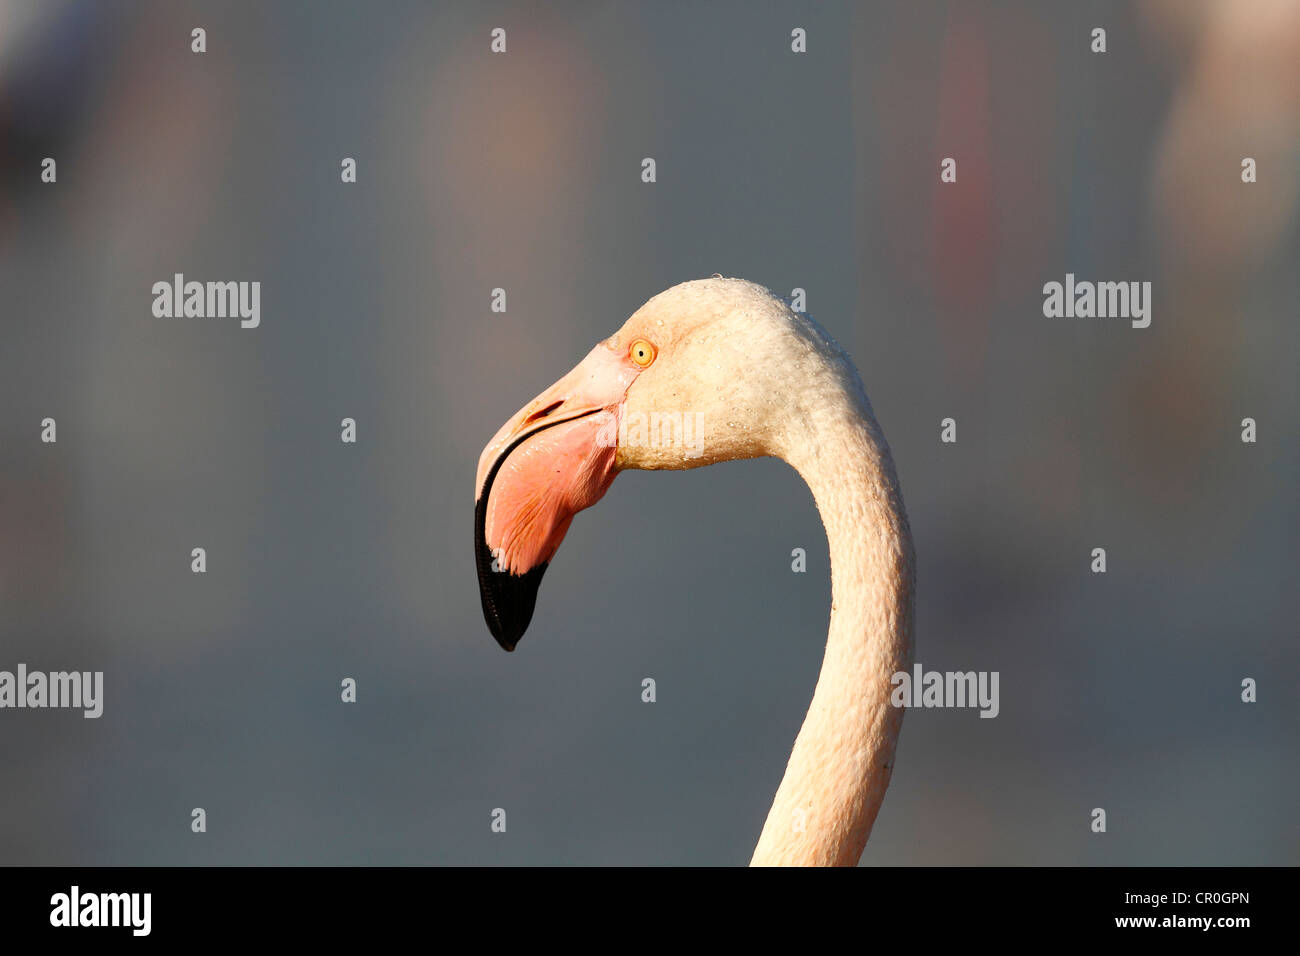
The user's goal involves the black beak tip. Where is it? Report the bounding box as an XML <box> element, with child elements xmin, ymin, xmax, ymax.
<box><xmin>475</xmin><ymin>498</ymin><xmax>548</xmax><ymax>653</ymax></box>
<box><xmin>477</xmin><ymin>558</ymin><xmax>547</xmax><ymax>653</ymax></box>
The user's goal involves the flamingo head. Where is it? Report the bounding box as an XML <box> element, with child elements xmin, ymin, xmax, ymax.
<box><xmin>474</xmin><ymin>277</ymin><xmax>845</xmax><ymax>650</ymax></box>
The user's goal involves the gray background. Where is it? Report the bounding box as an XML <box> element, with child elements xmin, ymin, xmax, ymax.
<box><xmin>1</xmin><ymin>0</ymin><xmax>1296</xmax><ymax>864</ymax></box>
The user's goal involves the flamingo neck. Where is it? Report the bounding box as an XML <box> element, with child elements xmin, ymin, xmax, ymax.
<box><xmin>749</xmin><ymin>389</ymin><xmax>915</xmax><ymax>866</ymax></box>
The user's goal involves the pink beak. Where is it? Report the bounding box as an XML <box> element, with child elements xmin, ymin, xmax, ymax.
<box><xmin>474</xmin><ymin>340</ymin><xmax>641</xmax><ymax>650</ymax></box>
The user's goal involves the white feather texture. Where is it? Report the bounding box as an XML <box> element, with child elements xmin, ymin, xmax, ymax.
<box><xmin>612</xmin><ymin>278</ymin><xmax>916</xmax><ymax>866</ymax></box>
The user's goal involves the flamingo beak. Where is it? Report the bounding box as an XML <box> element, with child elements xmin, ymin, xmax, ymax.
<box><xmin>474</xmin><ymin>341</ymin><xmax>639</xmax><ymax>651</ymax></box>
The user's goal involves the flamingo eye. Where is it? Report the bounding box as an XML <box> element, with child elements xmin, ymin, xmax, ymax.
<box><xmin>629</xmin><ymin>339</ymin><xmax>656</xmax><ymax>368</ymax></box>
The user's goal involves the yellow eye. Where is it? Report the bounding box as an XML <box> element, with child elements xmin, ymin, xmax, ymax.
<box><xmin>629</xmin><ymin>339</ymin><xmax>656</xmax><ymax>368</ymax></box>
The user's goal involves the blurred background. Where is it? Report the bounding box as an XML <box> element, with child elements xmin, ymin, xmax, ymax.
<box><xmin>1</xmin><ymin>0</ymin><xmax>1296</xmax><ymax>865</ymax></box>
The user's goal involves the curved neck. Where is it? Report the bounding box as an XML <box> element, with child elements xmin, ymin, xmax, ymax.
<box><xmin>750</xmin><ymin>389</ymin><xmax>915</xmax><ymax>866</ymax></box>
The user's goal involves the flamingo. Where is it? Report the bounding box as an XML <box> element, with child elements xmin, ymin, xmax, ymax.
<box><xmin>474</xmin><ymin>278</ymin><xmax>915</xmax><ymax>866</ymax></box>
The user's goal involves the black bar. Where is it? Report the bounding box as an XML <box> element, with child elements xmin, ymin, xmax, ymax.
<box><xmin>0</xmin><ymin>866</ymin><xmax>1282</xmax><ymax>941</ymax></box>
